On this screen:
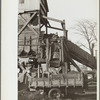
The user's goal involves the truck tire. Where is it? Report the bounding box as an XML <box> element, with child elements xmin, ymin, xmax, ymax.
<box><xmin>48</xmin><ymin>88</ymin><xmax>61</xmax><ymax>99</ymax></box>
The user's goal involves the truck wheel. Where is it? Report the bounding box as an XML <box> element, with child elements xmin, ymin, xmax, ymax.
<box><xmin>48</xmin><ymin>88</ymin><xmax>61</xmax><ymax>99</ymax></box>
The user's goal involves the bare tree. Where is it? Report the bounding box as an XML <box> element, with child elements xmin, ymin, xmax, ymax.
<box><xmin>72</xmin><ymin>19</ymin><xmax>97</xmax><ymax>56</ymax></box>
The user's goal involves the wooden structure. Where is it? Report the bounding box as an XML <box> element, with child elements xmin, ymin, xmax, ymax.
<box><xmin>19</xmin><ymin>0</ymin><xmax>49</xmax><ymax>15</ymax></box>
<box><xmin>18</xmin><ymin>0</ymin><xmax>96</xmax><ymax>98</ymax></box>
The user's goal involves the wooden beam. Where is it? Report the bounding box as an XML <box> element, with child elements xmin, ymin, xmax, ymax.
<box><xmin>61</xmin><ymin>20</ymin><xmax>67</xmax><ymax>39</ymax></box>
<box><xmin>18</xmin><ymin>12</ymin><xmax>37</xmax><ymax>36</ymax></box>
<box><xmin>46</xmin><ymin>25</ymin><xmax>48</xmax><ymax>34</ymax></box>
<box><xmin>61</xmin><ymin>38</ymin><xmax>64</xmax><ymax>63</ymax></box>
<box><xmin>41</xmin><ymin>17</ymin><xmax>48</xmax><ymax>26</ymax></box>
<box><xmin>19</xmin><ymin>14</ymin><xmax>39</xmax><ymax>35</ymax></box>
<box><xmin>18</xmin><ymin>37</ymin><xmax>38</xmax><ymax>41</ymax></box>
<box><xmin>40</xmin><ymin>8</ymin><xmax>46</xmax><ymax>16</ymax></box>
<box><xmin>40</xmin><ymin>24</ymin><xmax>44</xmax><ymax>28</ymax></box>
<box><xmin>42</xmin><ymin>16</ymin><xmax>64</xmax><ymax>23</ymax></box>
<box><xmin>30</xmin><ymin>36</ymin><xmax>32</xmax><ymax>50</ymax></box>
<box><xmin>68</xmin><ymin>57</ymin><xmax>81</xmax><ymax>72</ymax></box>
<box><xmin>37</xmin><ymin>64</ymin><xmax>40</xmax><ymax>78</ymax></box>
<box><xmin>18</xmin><ymin>44</ymin><xmax>46</xmax><ymax>46</ymax></box>
<box><xmin>63</xmin><ymin>41</ymin><xmax>81</xmax><ymax>72</ymax></box>
<box><xmin>47</xmin><ymin>26</ymin><xmax>65</xmax><ymax>31</ymax></box>
<box><xmin>40</xmin><ymin>2</ymin><xmax>47</xmax><ymax>13</ymax></box>
<box><xmin>18</xmin><ymin>10</ymin><xmax>38</xmax><ymax>15</ymax></box>
<box><xmin>65</xmin><ymin>62</ymin><xmax>68</xmax><ymax>74</ymax></box>
<box><xmin>37</xmin><ymin>11</ymin><xmax>41</xmax><ymax>53</ymax></box>
<box><xmin>23</xmin><ymin>36</ymin><xmax>26</xmax><ymax>50</ymax></box>
<box><xmin>41</xmin><ymin>0</ymin><xmax>46</xmax><ymax>7</ymax></box>
<box><xmin>63</xmin><ymin>40</ymin><xmax>71</xmax><ymax>71</ymax></box>
<box><xmin>46</xmin><ymin>39</ymin><xmax>49</xmax><ymax>71</ymax></box>
<box><xmin>18</xmin><ymin>65</ymin><xmax>31</xmax><ymax>80</ymax></box>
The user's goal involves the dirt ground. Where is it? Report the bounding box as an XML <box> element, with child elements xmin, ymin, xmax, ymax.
<box><xmin>18</xmin><ymin>89</ymin><xmax>96</xmax><ymax>100</ymax></box>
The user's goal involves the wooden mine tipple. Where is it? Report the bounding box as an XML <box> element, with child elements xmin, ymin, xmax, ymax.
<box><xmin>18</xmin><ymin>0</ymin><xmax>96</xmax><ymax>98</ymax></box>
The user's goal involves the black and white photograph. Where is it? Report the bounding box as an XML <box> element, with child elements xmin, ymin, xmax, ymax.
<box><xmin>1</xmin><ymin>0</ymin><xmax>99</xmax><ymax>100</ymax></box>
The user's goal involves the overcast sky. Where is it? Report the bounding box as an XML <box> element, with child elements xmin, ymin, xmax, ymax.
<box><xmin>47</xmin><ymin>0</ymin><xmax>98</xmax><ymax>44</ymax></box>
<box><xmin>47</xmin><ymin>0</ymin><xmax>98</xmax><ymax>27</ymax></box>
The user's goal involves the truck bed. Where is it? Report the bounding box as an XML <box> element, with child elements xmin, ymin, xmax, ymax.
<box><xmin>29</xmin><ymin>72</ymin><xmax>84</xmax><ymax>88</ymax></box>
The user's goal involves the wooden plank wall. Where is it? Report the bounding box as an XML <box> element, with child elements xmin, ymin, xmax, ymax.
<box><xmin>24</xmin><ymin>0</ymin><xmax>40</xmax><ymax>11</ymax></box>
<box><xmin>19</xmin><ymin>0</ymin><xmax>40</xmax><ymax>13</ymax></box>
<box><xmin>18</xmin><ymin>0</ymin><xmax>49</xmax><ymax>55</ymax></box>
<box><xmin>18</xmin><ymin>0</ymin><xmax>49</xmax><ymax>16</ymax></box>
